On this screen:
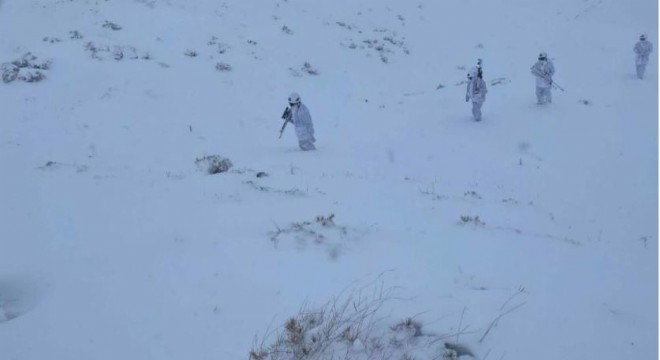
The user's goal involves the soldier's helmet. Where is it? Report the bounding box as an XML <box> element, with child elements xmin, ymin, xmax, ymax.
<box><xmin>467</xmin><ymin>67</ymin><xmax>478</xmax><ymax>79</ymax></box>
<box><xmin>288</xmin><ymin>93</ymin><xmax>301</xmax><ymax>105</ymax></box>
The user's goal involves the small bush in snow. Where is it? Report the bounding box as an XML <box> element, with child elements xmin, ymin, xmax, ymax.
<box><xmin>85</xmin><ymin>42</ymin><xmax>108</xmax><ymax>60</ymax></box>
<box><xmin>42</xmin><ymin>37</ymin><xmax>61</xmax><ymax>43</ymax></box>
<box><xmin>195</xmin><ymin>155</ymin><xmax>233</xmax><ymax>174</ymax></box>
<box><xmin>315</xmin><ymin>214</ymin><xmax>336</xmax><ymax>227</ymax></box>
<box><xmin>281</xmin><ymin>25</ymin><xmax>293</xmax><ymax>34</ymax></box>
<box><xmin>267</xmin><ymin>214</ymin><xmax>370</xmax><ymax>260</ymax></box>
<box><xmin>1</xmin><ymin>63</ymin><xmax>19</xmax><ymax>83</ymax></box>
<box><xmin>302</xmin><ymin>62</ymin><xmax>319</xmax><ymax>75</ymax></box>
<box><xmin>11</xmin><ymin>52</ymin><xmax>50</xmax><ymax>69</ymax></box>
<box><xmin>391</xmin><ymin>317</ymin><xmax>424</xmax><ymax>337</ymax></box>
<box><xmin>69</xmin><ymin>30</ymin><xmax>83</xmax><ymax>40</ymax></box>
<box><xmin>2</xmin><ymin>53</ymin><xmax>51</xmax><ymax>84</ymax></box>
<box><xmin>85</xmin><ymin>42</ymin><xmax>142</xmax><ymax>61</ymax></box>
<box><xmin>208</xmin><ymin>36</ymin><xmax>219</xmax><ymax>46</ymax></box>
<box><xmin>379</xmin><ymin>54</ymin><xmax>389</xmax><ymax>63</ymax></box>
<box><xmin>463</xmin><ymin>191</ymin><xmax>482</xmax><ymax>199</ymax></box>
<box><xmin>112</xmin><ymin>46</ymin><xmax>124</xmax><ymax>61</ymax></box>
<box><xmin>350</xmin><ymin>29</ymin><xmax>408</xmax><ymax>62</ymax></box>
<box><xmin>459</xmin><ymin>215</ymin><xmax>485</xmax><ymax>227</ymax></box>
<box><xmin>383</xmin><ymin>36</ymin><xmax>403</xmax><ymax>47</ymax></box>
<box><xmin>112</xmin><ymin>45</ymin><xmax>137</xmax><ymax>61</ymax></box>
<box><xmin>135</xmin><ymin>0</ymin><xmax>157</xmax><ymax>8</ymax></box>
<box><xmin>30</xmin><ymin>61</ymin><xmax>51</xmax><ymax>71</ymax></box>
<box><xmin>11</xmin><ymin>55</ymin><xmax>32</xmax><ymax>68</ymax></box>
<box><xmin>185</xmin><ymin>49</ymin><xmax>198</xmax><ymax>57</ymax></box>
<box><xmin>102</xmin><ymin>20</ymin><xmax>122</xmax><ymax>31</ymax></box>
<box><xmin>335</xmin><ymin>21</ymin><xmax>355</xmax><ymax>30</ymax></box>
<box><xmin>217</xmin><ymin>43</ymin><xmax>230</xmax><ymax>54</ymax></box>
<box><xmin>18</xmin><ymin>70</ymin><xmax>45</xmax><ymax>83</ymax></box>
<box><xmin>250</xmin><ymin>283</ymin><xmax>458</xmax><ymax>360</ymax></box>
<box><xmin>216</xmin><ymin>62</ymin><xmax>232</xmax><ymax>71</ymax></box>
<box><xmin>208</xmin><ymin>36</ymin><xmax>230</xmax><ymax>54</ymax></box>
<box><xmin>270</xmin><ymin>213</ymin><xmax>347</xmax><ymax>247</ymax></box>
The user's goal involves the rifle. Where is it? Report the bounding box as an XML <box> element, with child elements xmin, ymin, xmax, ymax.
<box><xmin>279</xmin><ymin>107</ymin><xmax>292</xmax><ymax>138</ymax></box>
<box><xmin>548</xmin><ymin>78</ymin><xmax>565</xmax><ymax>92</ymax></box>
<box><xmin>531</xmin><ymin>64</ymin><xmax>565</xmax><ymax>92</ymax></box>
<box><xmin>476</xmin><ymin>58</ymin><xmax>483</xmax><ymax>78</ymax></box>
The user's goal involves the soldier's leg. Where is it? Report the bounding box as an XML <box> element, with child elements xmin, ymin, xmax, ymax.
<box><xmin>637</xmin><ymin>64</ymin><xmax>645</xmax><ymax>79</ymax></box>
<box><xmin>299</xmin><ymin>140</ymin><xmax>316</xmax><ymax>151</ymax></box>
<box><xmin>472</xmin><ymin>101</ymin><xmax>482</xmax><ymax>121</ymax></box>
<box><xmin>536</xmin><ymin>87</ymin><xmax>544</xmax><ymax>104</ymax></box>
<box><xmin>546</xmin><ymin>88</ymin><xmax>552</xmax><ymax>103</ymax></box>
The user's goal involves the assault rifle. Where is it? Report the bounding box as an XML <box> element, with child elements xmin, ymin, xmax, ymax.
<box><xmin>279</xmin><ymin>107</ymin><xmax>292</xmax><ymax>138</ymax></box>
<box><xmin>540</xmin><ymin>74</ymin><xmax>565</xmax><ymax>92</ymax></box>
<box><xmin>548</xmin><ymin>78</ymin><xmax>565</xmax><ymax>92</ymax></box>
<box><xmin>476</xmin><ymin>58</ymin><xmax>483</xmax><ymax>78</ymax></box>
<box><xmin>531</xmin><ymin>65</ymin><xmax>565</xmax><ymax>92</ymax></box>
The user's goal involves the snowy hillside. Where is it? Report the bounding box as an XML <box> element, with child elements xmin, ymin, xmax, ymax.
<box><xmin>0</xmin><ymin>0</ymin><xmax>657</xmax><ymax>359</ymax></box>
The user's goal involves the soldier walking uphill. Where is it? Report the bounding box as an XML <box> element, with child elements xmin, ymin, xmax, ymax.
<box><xmin>465</xmin><ymin>66</ymin><xmax>488</xmax><ymax>121</ymax></box>
<box><xmin>634</xmin><ymin>34</ymin><xmax>653</xmax><ymax>79</ymax></box>
<box><xmin>281</xmin><ymin>93</ymin><xmax>316</xmax><ymax>151</ymax></box>
<box><xmin>530</xmin><ymin>52</ymin><xmax>555</xmax><ymax>105</ymax></box>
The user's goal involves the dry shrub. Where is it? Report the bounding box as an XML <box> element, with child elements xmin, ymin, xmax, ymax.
<box><xmin>195</xmin><ymin>155</ymin><xmax>233</xmax><ymax>174</ymax></box>
<box><xmin>249</xmin><ymin>280</ymin><xmax>469</xmax><ymax>360</ymax></box>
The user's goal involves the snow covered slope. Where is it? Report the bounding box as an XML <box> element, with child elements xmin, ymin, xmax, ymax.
<box><xmin>0</xmin><ymin>0</ymin><xmax>657</xmax><ymax>359</ymax></box>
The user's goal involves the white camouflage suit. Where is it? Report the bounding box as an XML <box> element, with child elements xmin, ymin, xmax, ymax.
<box><xmin>465</xmin><ymin>69</ymin><xmax>488</xmax><ymax>121</ymax></box>
<box><xmin>291</xmin><ymin>102</ymin><xmax>316</xmax><ymax>151</ymax></box>
<box><xmin>634</xmin><ymin>38</ymin><xmax>653</xmax><ymax>79</ymax></box>
<box><xmin>530</xmin><ymin>57</ymin><xmax>555</xmax><ymax>104</ymax></box>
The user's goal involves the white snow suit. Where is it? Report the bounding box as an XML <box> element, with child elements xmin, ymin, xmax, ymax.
<box><xmin>466</xmin><ymin>76</ymin><xmax>488</xmax><ymax>121</ymax></box>
<box><xmin>634</xmin><ymin>39</ymin><xmax>653</xmax><ymax>79</ymax></box>
<box><xmin>291</xmin><ymin>102</ymin><xmax>316</xmax><ymax>151</ymax></box>
<box><xmin>531</xmin><ymin>59</ymin><xmax>555</xmax><ymax>104</ymax></box>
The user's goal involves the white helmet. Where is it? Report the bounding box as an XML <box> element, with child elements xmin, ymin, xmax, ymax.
<box><xmin>467</xmin><ymin>66</ymin><xmax>478</xmax><ymax>79</ymax></box>
<box><xmin>538</xmin><ymin>52</ymin><xmax>548</xmax><ymax>60</ymax></box>
<box><xmin>288</xmin><ymin>92</ymin><xmax>301</xmax><ymax>104</ymax></box>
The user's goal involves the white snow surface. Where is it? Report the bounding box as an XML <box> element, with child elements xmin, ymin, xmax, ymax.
<box><xmin>0</xmin><ymin>0</ymin><xmax>657</xmax><ymax>359</ymax></box>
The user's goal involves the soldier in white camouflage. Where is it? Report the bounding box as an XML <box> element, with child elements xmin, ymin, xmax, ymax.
<box><xmin>287</xmin><ymin>93</ymin><xmax>316</xmax><ymax>151</ymax></box>
<box><xmin>465</xmin><ymin>66</ymin><xmax>488</xmax><ymax>121</ymax></box>
<box><xmin>530</xmin><ymin>52</ymin><xmax>555</xmax><ymax>105</ymax></box>
<box><xmin>634</xmin><ymin>34</ymin><xmax>653</xmax><ymax>79</ymax></box>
